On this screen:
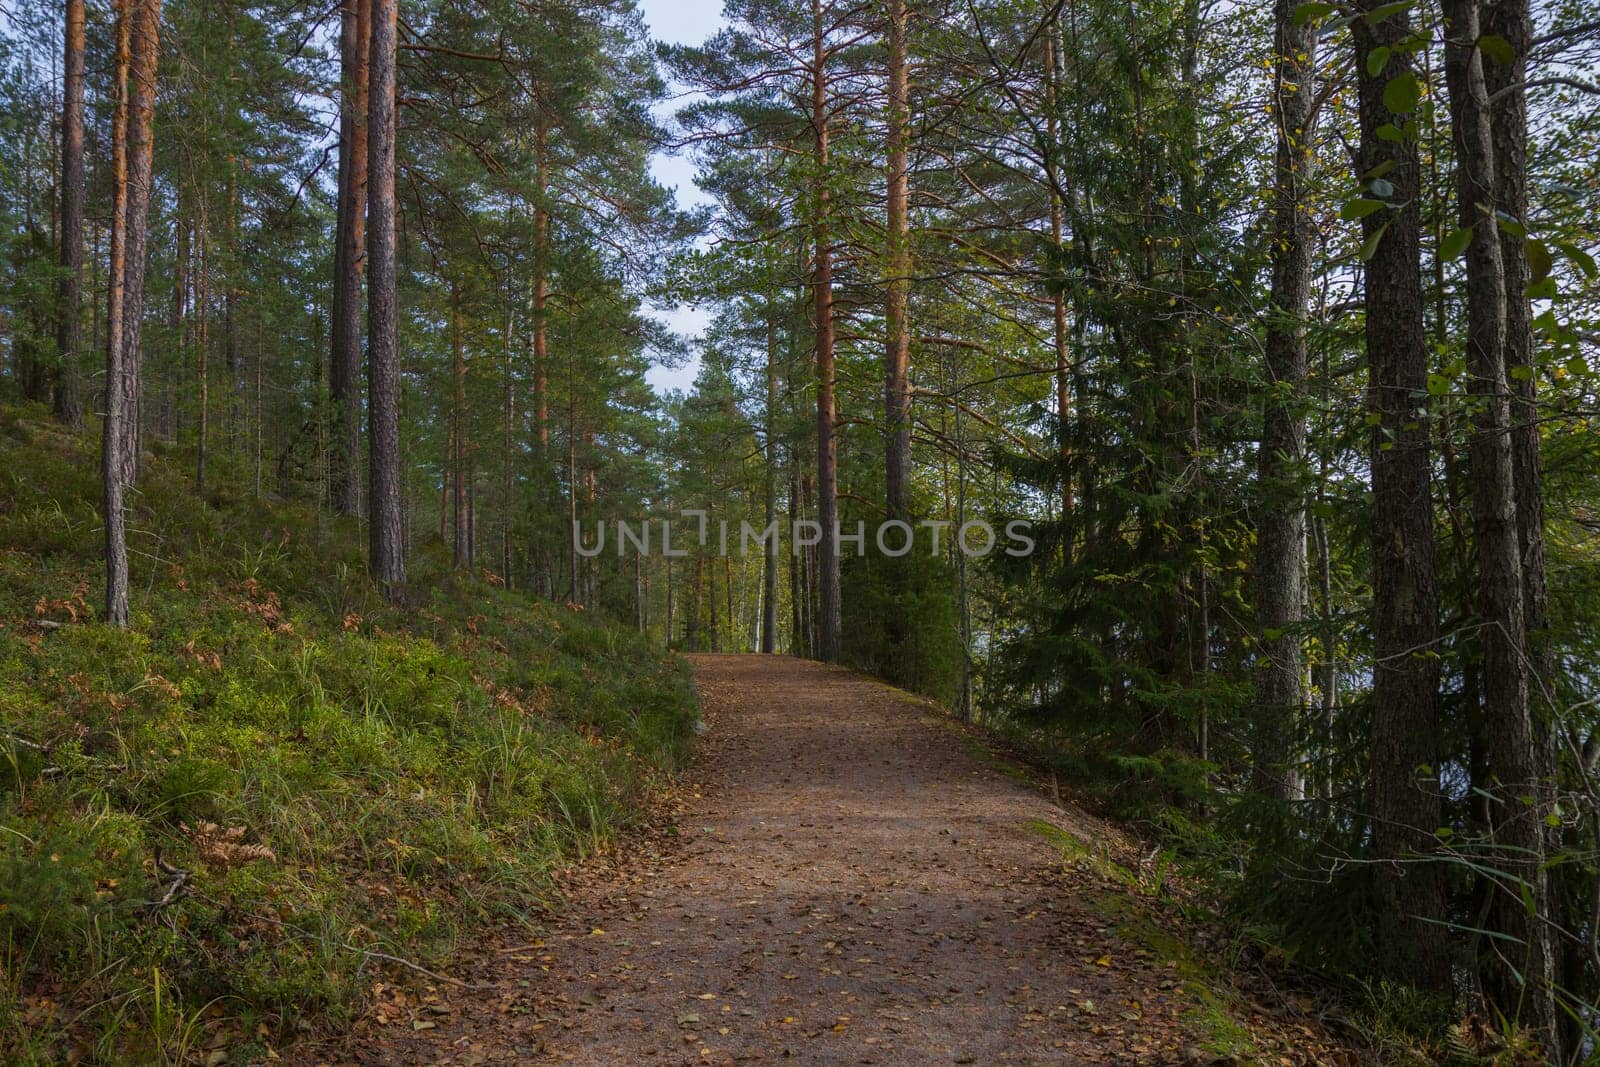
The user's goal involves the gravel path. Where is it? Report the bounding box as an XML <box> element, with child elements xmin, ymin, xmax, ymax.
<box><xmin>341</xmin><ymin>654</ymin><xmax>1219</xmax><ymax>1065</ymax></box>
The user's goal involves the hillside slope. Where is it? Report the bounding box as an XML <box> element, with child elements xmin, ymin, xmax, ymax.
<box><xmin>0</xmin><ymin>404</ymin><xmax>696</xmax><ymax>1063</ymax></box>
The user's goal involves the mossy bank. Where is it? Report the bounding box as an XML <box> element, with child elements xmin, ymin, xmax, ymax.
<box><xmin>0</xmin><ymin>404</ymin><xmax>698</xmax><ymax>1063</ymax></box>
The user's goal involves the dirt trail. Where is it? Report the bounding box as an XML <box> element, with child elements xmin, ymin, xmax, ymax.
<box><xmin>340</xmin><ymin>655</ymin><xmax>1294</xmax><ymax>1065</ymax></box>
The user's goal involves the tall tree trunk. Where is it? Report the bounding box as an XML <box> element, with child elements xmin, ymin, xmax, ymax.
<box><xmin>330</xmin><ymin>0</ymin><xmax>370</xmax><ymax>517</ymax></box>
<box><xmin>812</xmin><ymin>0</ymin><xmax>841</xmax><ymax>662</ymax></box>
<box><xmin>117</xmin><ymin>0</ymin><xmax>159</xmax><ymax>486</ymax></box>
<box><xmin>533</xmin><ymin>123</ymin><xmax>551</xmax><ymax>452</ymax></box>
<box><xmin>1442</xmin><ymin>0</ymin><xmax>1556</xmax><ymax>1047</ymax></box>
<box><xmin>502</xmin><ymin>308</ymin><xmax>514</xmax><ymax>585</ymax></box>
<box><xmin>1043</xmin><ymin>23</ymin><xmax>1072</xmax><ymax>530</ymax></box>
<box><xmin>1485</xmin><ymin>2</ymin><xmax>1567</xmax><ymax>1049</ymax></box>
<box><xmin>366</xmin><ymin>0</ymin><xmax>405</xmax><ymax>595</ymax></box>
<box><xmin>1352</xmin><ymin>0</ymin><xmax>1449</xmax><ymax>994</ymax></box>
<box><xmin>451</xmin><ymin>281</ymin><xmax>470</xmax><ymax>568</ymax></box>
<box><xmin>763</xmin><ymin>283</ymin><xmax>780</xmax><ymax>654</ymax></box>
<box><xmin>54</xmin><ymin>0</ymin><xmax>86</xmax><ymax>428</ymax></box>
<box><xmin>196</xmin><ymin>201</ymin><xmax>209</xmax><ymax>495</ymax></box>
<box><xmin>224</xmin><ymin>166</ymin><xmax>241</xmax><ymax>445</ymax></box>
<box><xmin>1252</xmin><ymin>0</ymin><xmax>1318</xmax><ymax>802</ymax></box>
<box><xmin>103</xmin><ymin>0</ymin><xmax>134</xmax><ymax>627</ymax></box>
<box><xmin>883</xmin><ymin>0</ymin><xmax>912</xmax><ymax>521</ymax></box>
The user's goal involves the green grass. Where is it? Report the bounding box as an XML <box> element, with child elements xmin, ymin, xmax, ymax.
<box><xmin>0</xmin><ymin>403</ymin><xmax>697</xmax><ymax>1063</ymax></box>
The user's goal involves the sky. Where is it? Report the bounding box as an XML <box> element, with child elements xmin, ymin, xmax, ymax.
<box><xmin>637</xmin><ymin>0</ymin><xmax>727</xmax><ymax>396</ymax></box>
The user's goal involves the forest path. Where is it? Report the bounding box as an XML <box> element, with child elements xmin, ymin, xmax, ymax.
<box><xmin>337</xmin><ymin>655</ymin><xmax>1310</xmax><ymax>1065</ymax></box>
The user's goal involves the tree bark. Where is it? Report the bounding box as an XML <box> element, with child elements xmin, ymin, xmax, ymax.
<box><xmin>883</xmin><ymin>0</ymin><xmax>912</xmax><ymax>522</ymax></box>
<box><xmin>1252</xmin><ymin>0</ymin><xmax>1318</xmax><ymax>802</ymax></box>
<box><xmin>532</xmin><ymin>123</ymin><xmax>551</xmax><ymax>452</ymax></box>
<box><xmin>763</xmin><ymin>282</ymin><xmax>780</xmax><ymax>654</ymax></box>
<box><xmin>1442</xmin><ymin>0</ymin><xmax>1556</xmax><ymax>1047</ymax></box>
<box><xmin>54</xmin><ymin>0</ymin><xmax>86</xmax><ymax>428</ymax></box>
<box><xmin>451</xmin><ymin>281</ymin><xmax>470</xmax><ymax>568</ymax></box>
<box><xmin>196</xmin><ymin>200</ymin><xmax>209</xmax><ymax>495</ymax></box>
<box><xmin>812</xmin><ymin>0</ymin><xmax>841</xmax><ymax>662</ymax></box>
<box><xmin>330</xmin><ymin>0</ymin><xmax>370</xmax><ymax>517</ymax></box>
<box><xmin>103</xmin><ymin>0</ymin><xmax>134</xmax><ymax>627</ymax></box>
<box><xmin>366</xmin><ymin>0</ymin><xmax>405</xmax><ymax>595</ymax></box>
<box><xmin>1485</xmin><ymin>1</ymin><xmax>1568</xmax><ymax>1051</ymax></box>
<box><xmin>1043</xmin><ymin>24</ymin><xmax>1072</xmax><ymax>530</ymax></box>
<box><xmin>1352</xmin><ymin>0</ymin><xmax>1450</xmax><ymax>994</ymax></box>
<box><xmin>116</xmin><ymin>0</ymin><xmax>159</xmax><ymax>488</ymax></box>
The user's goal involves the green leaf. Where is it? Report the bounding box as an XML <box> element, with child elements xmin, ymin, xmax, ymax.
<box><xmin>1364</xmin><ymin>0</ymin><xmax>1413</xmax><ymax>24</ymax></box>
<box><xmin>1366</xmin><ymin>45</ymin><xmax>1392</xmax><ymax>75</ymax></box>
<box><xmin>1375</xmin><ymin>122</ymin><xmax>1404</xmax><ymax>142</ymax></box>
<box><xmin>1426</xmin><ymin>373</ymin><xmax>1450</xmax><ymax>395</ymax></box>
<box><xmin>1525</xmin><ymin>238</ymin><xmax>1553</xmax><ymax>283</ymax></box>
<box><xmin>1509</xmin><ymin>365</ymin><xmax>1535</xmax><ymax>381</ymax></box>
<box><xmin>1566</xmin><ymin>354</ymin><xmax>1588</xmax><ymax>377</ymax></box>
<box><xmin>1293</xmin><ymin>1</ymin><xmax>1337</xmax><ymax>23</ymax></box>
<box><xmin>1440</xmin><ymin>226</ymin><xmax>1472</xmax><ymax>260</ymax></box>
<box><xmin>1525</xmin><ymin>276</ymin><xmax>1557</xmax><ymax>300</ymax></box>
<box><xmin>1494</xmin><ymin>211</ymin><xmax>1526</xmax><ymax>237</ymax></box>
<box><xmin>1477</xmin><ymin>34</ymin><xmax>1514</xmax><ymax>65</ymax></box>
<box><xmin>1341</xmin><ymin>198</ymin><xmax>1387</xmax><ymax>220</ymax></box>
<box><xmin>1360</xmin><ymin>220</ymin><xmax>1392</xmax><ymax>261</ymax></box>
<box><xmin>1556</xmin><ymin>241</ymin><xmax>1598</xmax><ymax>280</ymax></box>
<box><xmin>1383</xmin><ymin>71</ymin><xmax>1422</xmax><ymax>114</ymax></box>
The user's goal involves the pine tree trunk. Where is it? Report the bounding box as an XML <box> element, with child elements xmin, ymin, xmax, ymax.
<box><xmin>196</xmin><ymin>202</ymin><xmax>209</xmax><ymax>496</ymax></box>
<box><xmin>883</xmin><ymin>0</ymin><xmax>912</xmax><ymax>522</ymax></box>
<box><xmin>1352</xmin><ymin>0</ymin><xmax>1449</xmax><ymax>994</ymax></box>
<box><xmin>330</xmin><ymin>0</ymin><xmax>370</xmax><ymax>517</ymax></box>
<box><xmin>54</xmin><ymin>0</ymin><xmax>86</xmax><ymax>428</ymax></box>
<box><xmin>533</xmin><ymin>123</ymin><xmax>551</xmax><ymax>453</ymax></box>
<box><xmin>763</xmin><ymin>285</ymin><xmax>779</xmax><ymax>653</ymax></box>
<box><xmin>1485</xmin><ymin>3</ymin><xmax>1569</xmax><ymax>1050</ymax></box>
<box><xmin>503</xmin><ymin>309</ymin><xmax>514</xmax><ymax>585</ymax></box>
<box><xmin>812</xmin><ymin>0</ymin><xmax>841</xmax><ymax>662</ymax></box>
<box><xmin>366</xmin><ymin>0</ymin><xmax>405</xmax><ymax>595</ymax></box>
<box><xmin>451</xmin><ymin>282</ymin><xmax>470</xmax><ymax>568</ymax></box>
<box><xmin>1043</xmin><ymin>24</ymin><xmax>1072</xmax><ymax>531</ymax></box>
<box><xmin>1252</xmin><ymin>0</ymin><xmax>1318</xmax><ymax>802</ymax></box>
<box><xmin>103</xmin><ymin>0</ymin><xmax>134</xmax><ymax>627</ymax></box>
<box><xmin>117</xmin><ymin>0</ymin><xmax>159</xmax><ymax>487</ymax></box>
<box><xmin>1442</xmin><ymin>0</ymin><xmax>1556</xmax><ymax>1046</ymax></box>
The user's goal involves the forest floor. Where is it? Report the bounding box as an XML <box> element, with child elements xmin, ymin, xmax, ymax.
<box><xmin>320</xmin><ymin>655</ymin><xmax>1358</xmax><ymax>1066</ymax></box>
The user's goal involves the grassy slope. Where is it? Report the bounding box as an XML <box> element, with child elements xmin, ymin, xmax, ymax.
<box><xmin>0</xmin><ymin>404</ymin><xmax>697</xmax><ymax>1063</ymax></box>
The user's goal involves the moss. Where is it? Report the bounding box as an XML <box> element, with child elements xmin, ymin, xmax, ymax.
<box><xmin>1027</xmin><ymin>821</ymin><xmax>1266</xmax><ymax>1061</ymax></box>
